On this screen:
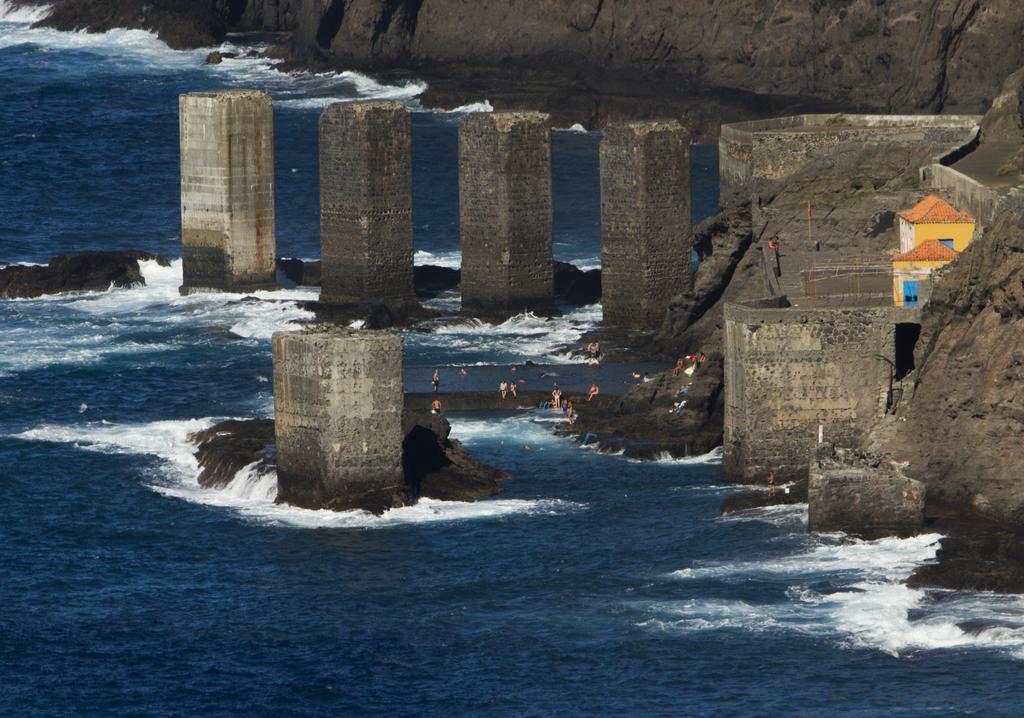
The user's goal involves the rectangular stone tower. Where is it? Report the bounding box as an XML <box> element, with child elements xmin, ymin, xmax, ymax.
<box><xmin>179</xmin><ymin>90</ymin><xmax>276</xmax><ymax>294</ymax></box>
<box><xmin>319</xmin><ymin>100</ymin><xmax>415</xmax><ymax>306</ymax></box>
<box><xmin>600</xmin><ymin>121</ymin><xmax>691</xmax><ymax>330</ymax></box>
<box><xmin>272</xmin><ymin>328</ymin><xmax>406</xmax><ymax>512</ymax></box>
<box><xmin>459</xmin><ymin>112</ymin><xmax>554</xmax><ymax>320</ymax></box>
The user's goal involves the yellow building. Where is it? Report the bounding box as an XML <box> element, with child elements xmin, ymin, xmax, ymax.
<box><xmin>897</xmin><ymin>194</ymin><xmax>975</xmax><ymax>253</ymax></box>
<box><xmin>892</xmin><ymin>196</ymin><xmax>974</xmax><ymax>307</ymax></box>
<box><xmin>892</xmin><ymin>240</ymin><xmax>958</xmax><ymax>307</ymax></box>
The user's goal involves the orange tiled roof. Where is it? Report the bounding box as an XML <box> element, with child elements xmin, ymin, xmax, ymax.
<box><xmin>897</xmin><ymin>195</ymin><xmax>974</xmax><ymax>224</ymax></box>
<box><xmin>893</xmin><ymin>239</ymin><xmax>959</xmax><ymax>263</ymax></box>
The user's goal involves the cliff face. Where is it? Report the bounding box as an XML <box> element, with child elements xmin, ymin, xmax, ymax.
<box><xmin>32</xmin><ymin>1</ymin><xmax>1024</xmax><ymax>123</ymax></box>
<box><xmin>887</xmin><ymin>203</ymin><xmax>1024</xmax><ymax>525</ymax></box>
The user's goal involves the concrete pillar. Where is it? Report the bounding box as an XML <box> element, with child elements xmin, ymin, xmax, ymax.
<box><xmin>179</xmin><ymin>90</ymin><xmax>276</xmax><ymax>294</ymax></box>
<box><xmin>319</xmin><ymin>100</ymin><xmax>415</xmax><ymax>306</ymax></box>
<box><xmin>272</xmin><ymin>328</ymin><xmax>406</xmax><ymax>512</ymax></box>
<box><xmin>600</xmin><ymin>121</ymin><xmax>691</xmax><ymax>330</ymax></box>
<box><xmin>459</xmin><ymin>112</ymin><xmax>554</xmax><ymax>319</ymax></box>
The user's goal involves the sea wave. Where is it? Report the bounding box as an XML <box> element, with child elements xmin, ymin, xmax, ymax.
<box><xmin>648</xmin><ymin>531</ymin><xmax>1024</xmax><ymax>660</ymax></box>
<box><xmin>11</xmin><ymin>417</ymin><xmax>584</xmax><ymax>528</ymax></box>
<box><xmin>0</xmin><ymin>0</ymin><xmax>51</xmax><ymax>23</ymax></box>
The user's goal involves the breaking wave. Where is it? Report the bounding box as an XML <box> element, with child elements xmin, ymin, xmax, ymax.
<box><xmin>11</xmin><ymin>418</ymin><xmax>585</xmax><ymax>528</ymax></box>
<box><xmin>0</xmin><ymin>1</ymin><xmax>51</xmax><ymax>23</ymax></box>
<box><xmin>647</xmin><ymin>531</ymin><xmax>1024</xmax><ymax>660</ymax></box>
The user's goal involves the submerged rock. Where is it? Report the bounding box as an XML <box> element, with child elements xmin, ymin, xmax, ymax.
<box><xmin>0</xmin><ymin>250</ymin><xmax>170</xmax><ymax>299</ymax></box>
<box><xmin>187</xmin><ymin>410</ymin><xmax>508</xmax><ymax>513</ymax></box>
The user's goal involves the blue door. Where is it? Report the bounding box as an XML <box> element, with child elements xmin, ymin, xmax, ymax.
<box><xmin>903</xmin><ymin>280</ymin><xmax>919</xmax><ymax>307</ymax></box>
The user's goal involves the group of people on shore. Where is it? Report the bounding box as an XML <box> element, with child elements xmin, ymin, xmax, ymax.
<box><xmin>672</xmin><ymin>352</ymin><xmax>707</xmax><ymax>378</ymax></box>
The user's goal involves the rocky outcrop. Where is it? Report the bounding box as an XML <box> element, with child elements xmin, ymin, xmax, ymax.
<box><xmin>809</xmin><ymin>469</ymin><xmax>925</xmax><ymax>539</ymax></box>
<box><xmin>565</xmin><ymin>355</ymin><xmax>725</xmax><ymax>460</ymax></box>
<box><xmin>31</xmin><ymin>1</ymin><xmax>1024</xmax><ymax>132</ymax></box>
<box><xmin>188</xmin><ymin>410</ymin><xmax>508</xmax><ymax>511</ymax></box>
<box><xmin>0</xmin><ymin>250</ymin><xmax>169</xmax><ymax>299</ymax></box>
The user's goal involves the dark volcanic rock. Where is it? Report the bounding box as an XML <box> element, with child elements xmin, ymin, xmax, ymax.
<box><xmin>565</xmin><ymin>355</ymin><xmax>725</xmax><ymax>460</ymax></box>
<box><xmin>35</xmin><ymin>1</ymin><xmax>1024</xmax><ymax>133</ymax></box>
<box><xmin>276</xmin><ymin>257</ymin><xmax>321</xmax><ymax>287</ymax></box>
<box><xmin>907</xmin><ymin>502</ymin><xmax>1024</xmax><ymax>593</ymax></box>
<box><xmin>554</xmin><ymin>261</ymin><xmax>601</xmax><ymax>306</ymax></box>
<box><xmin>413</xmin><ymin>265</ymin><xmax>459</xmax><ymax>297</ymax></box>
<box><xmin>0</xmin><ymin>250</ymin><xmax>170</xmax><ymax>299</ymax></box>
<box><xmin>38</xmin><ymin>0</ymin><xmax>231</xmax><ymax>49</ymax></box>
<box><xmin>188</xmin><ymin>411</ymin><xmax>508</xmax><ymax>512</ymax></box>
<box><xmin>402</xmin><ymin>409</ymin><xmax>506</xmax><ymax>501</ymax></box>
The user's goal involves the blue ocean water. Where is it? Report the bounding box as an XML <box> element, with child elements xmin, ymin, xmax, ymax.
<box><xmin>3</xmin><ymin>11</ymin><xmax>1024</xmax><ymax>717</ymax></box>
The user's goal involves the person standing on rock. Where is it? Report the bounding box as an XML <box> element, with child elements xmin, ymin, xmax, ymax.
<box><xmin>432</xmin><ymin>368</ymin><xmax>440</xmax><ymax>393</ymax></box>
<box><xmin>499</xmin><ymin>380</ymin><xmax>508</xmax><ymax>400</ymax></box>
<box><xmin>768</xmin><ymin>470</ymin><xmax>776</xmax><ymax>497</ymax></box>
<box><xmin>509</xmin><ymin>380</ymin><xmax>517</xmax><ymax>398</ymax></box>
<box><xmin>552</xmin><ymin>384</ymin><xmax>562</xmax><ymax>409</ymax></box>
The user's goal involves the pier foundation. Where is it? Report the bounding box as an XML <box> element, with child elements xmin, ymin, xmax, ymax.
<box><xmin>179</xmin><ymin>90</ymin><xmax>276</xmax><ymax>294</ymax></box>
<box><xmin>272</xmin><ymin>328</ymin><xmax>406</xmax><ymax>512</ymax></box>
<box><xmin>319</xmin><ymin>100</ymin><xmax>415</xmax><ymax>307</ymax></box>
<box><xmin>459</xmin><ymin>112</ymin><xmax>554</xmax><ymax>320</ymax></box>
<box><xmin>600</xmin><ymin>121</ymin><xmax>691</xmax><ymax>330</ymax></box>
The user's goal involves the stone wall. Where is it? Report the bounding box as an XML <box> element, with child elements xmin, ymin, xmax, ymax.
<box><xmin>319</xmin><ymin>100</ymin><xmax>415</xmax><ymax>306</ymax></box>
<box><xmin>459</xmin><ymin>112</ymin><xmax>554</xmax><ymax>319</ymax></box>
<box><xmin>179</xmin><ymin>90</ymin><xmax>276</xmax><ymax>293</ymax></box>
<box><xmin>600</xmin><ymin>121</ymin><xmax>691</xmax><ymax>330</ymax></box>
<box><xmin>720</xmin><ymin>114</ymin><xmax>981</xmax><ymax>204</ymax></box>
<box><xmin>272</xmin><ymin>328</ymin><xmax>406</xmax><ymax>512</ymax></box>
<box><xmin>723</xmin><ymin>301</ymin><xmax>895</xmax><ymax>483</ymax></box>
<box><xmin>921</xmin><ymin>163</ymin><xmax>1020</xmax><ymax>232</ymax></box>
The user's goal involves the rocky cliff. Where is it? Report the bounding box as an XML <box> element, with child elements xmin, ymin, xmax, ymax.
<box><xmin>886</xmin><ymin>202</ymin><xmax>1024</xmax><ymax>525</ymax></box>
<box><xmin>28</xmin><ymin>1</ymin><xmax>1024</xmax><ymax>130</ymax></box>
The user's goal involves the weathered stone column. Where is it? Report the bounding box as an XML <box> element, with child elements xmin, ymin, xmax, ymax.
<box><xmin>459</xmin><ymin>112</ymin><xmax>554</xmax><ymax>319</ymax></box>
<box><xmin>319</xmin><ymin>100</ymin><xmax>415</xmax><ymax>307</ymax></box>
<box><xmin>179</xmin><ymin>90</ymin><xmax>276</xmax><ymax>294</ymax></box>
<box><xmin>272</xmin><ymin>328</ymin><xmax>406</xmax><ymax>512</ymax></box>
<box><xmin>600</xmin><ymin>120</ymin><xmax>691</xmax><ymax>330</ymax></box>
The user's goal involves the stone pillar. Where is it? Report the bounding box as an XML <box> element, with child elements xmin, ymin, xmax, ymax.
<box><xmin>319</xmin><ymin>100</ymin><xmax>415</xmax><ymax>306</ymax></box>
<box><xmin>459</xmin><ymin>112</ymin><xmax>554</xmax><ymax>319</ymax></box>
<box><xmin>272</xmin><ymin>328</ymin><xmax>406</xmax><ymax>512</ymax></box>
<box><xmin>600</xmin><ymin>121</ymin><xmax>691</xmax><ymax>330</ymax></box>
<box><xmin>179</xmin><ymin>90</ymin><xmax>276</xmax><ymax>294</ymax></box>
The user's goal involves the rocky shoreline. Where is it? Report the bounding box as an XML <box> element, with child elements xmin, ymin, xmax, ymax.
<box><xmin>24</xmin><ymin>1</ymin><xmax>1024</xmax><ymax>134</ymax></box>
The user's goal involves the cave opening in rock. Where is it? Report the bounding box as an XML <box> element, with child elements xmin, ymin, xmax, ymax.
<box><xmin>226</xmin><ymin>0</ymin><xmax>248</xmax><ymax>28</ymax></box>
<box><xmin>317</xmin><ymin>0</ymin><xmax>347</xmax><ymax>50</ymax></box>
<box><xmin>895</xmin><ymin>322</ymin><xmax>921</xmax><ymax>380</ymax></box>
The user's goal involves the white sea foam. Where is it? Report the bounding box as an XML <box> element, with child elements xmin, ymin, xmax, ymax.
<box><xmin>445</xmin><ymin>100</ymin><xmax>493</xmax><ymax>114</ymax></box>
<box><xmin>414</xmin><ymin>249</ymin><xmax>462</xmax><ymax>268</ymax></box>
<box><xmin>650</xmin><ymin>531</ymin><xmax>1024</xmax><ymax>660</ymax></box>
<box><xmin>13</xmin><ymin>417</ymin><xmax>581</xmax><ymax>528</ymax></box>
<box><xmin>410</xmin><ymin>305</ymin><xmax>602</xmax><ymax>364</ymax></box>
<box><xmin>0</xmin><ymin>1</ymin><xmax>51</xmax><ymax>23</ymax></box>
<box><xmin>629</xmin><ymin>446</ymin><xmax>723</xmax><ymax>465</ymax></box>
<box><xmin>717</xmin><ymin>502</ymin><xmax>809</xmax><ymax>526</ymax></box>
